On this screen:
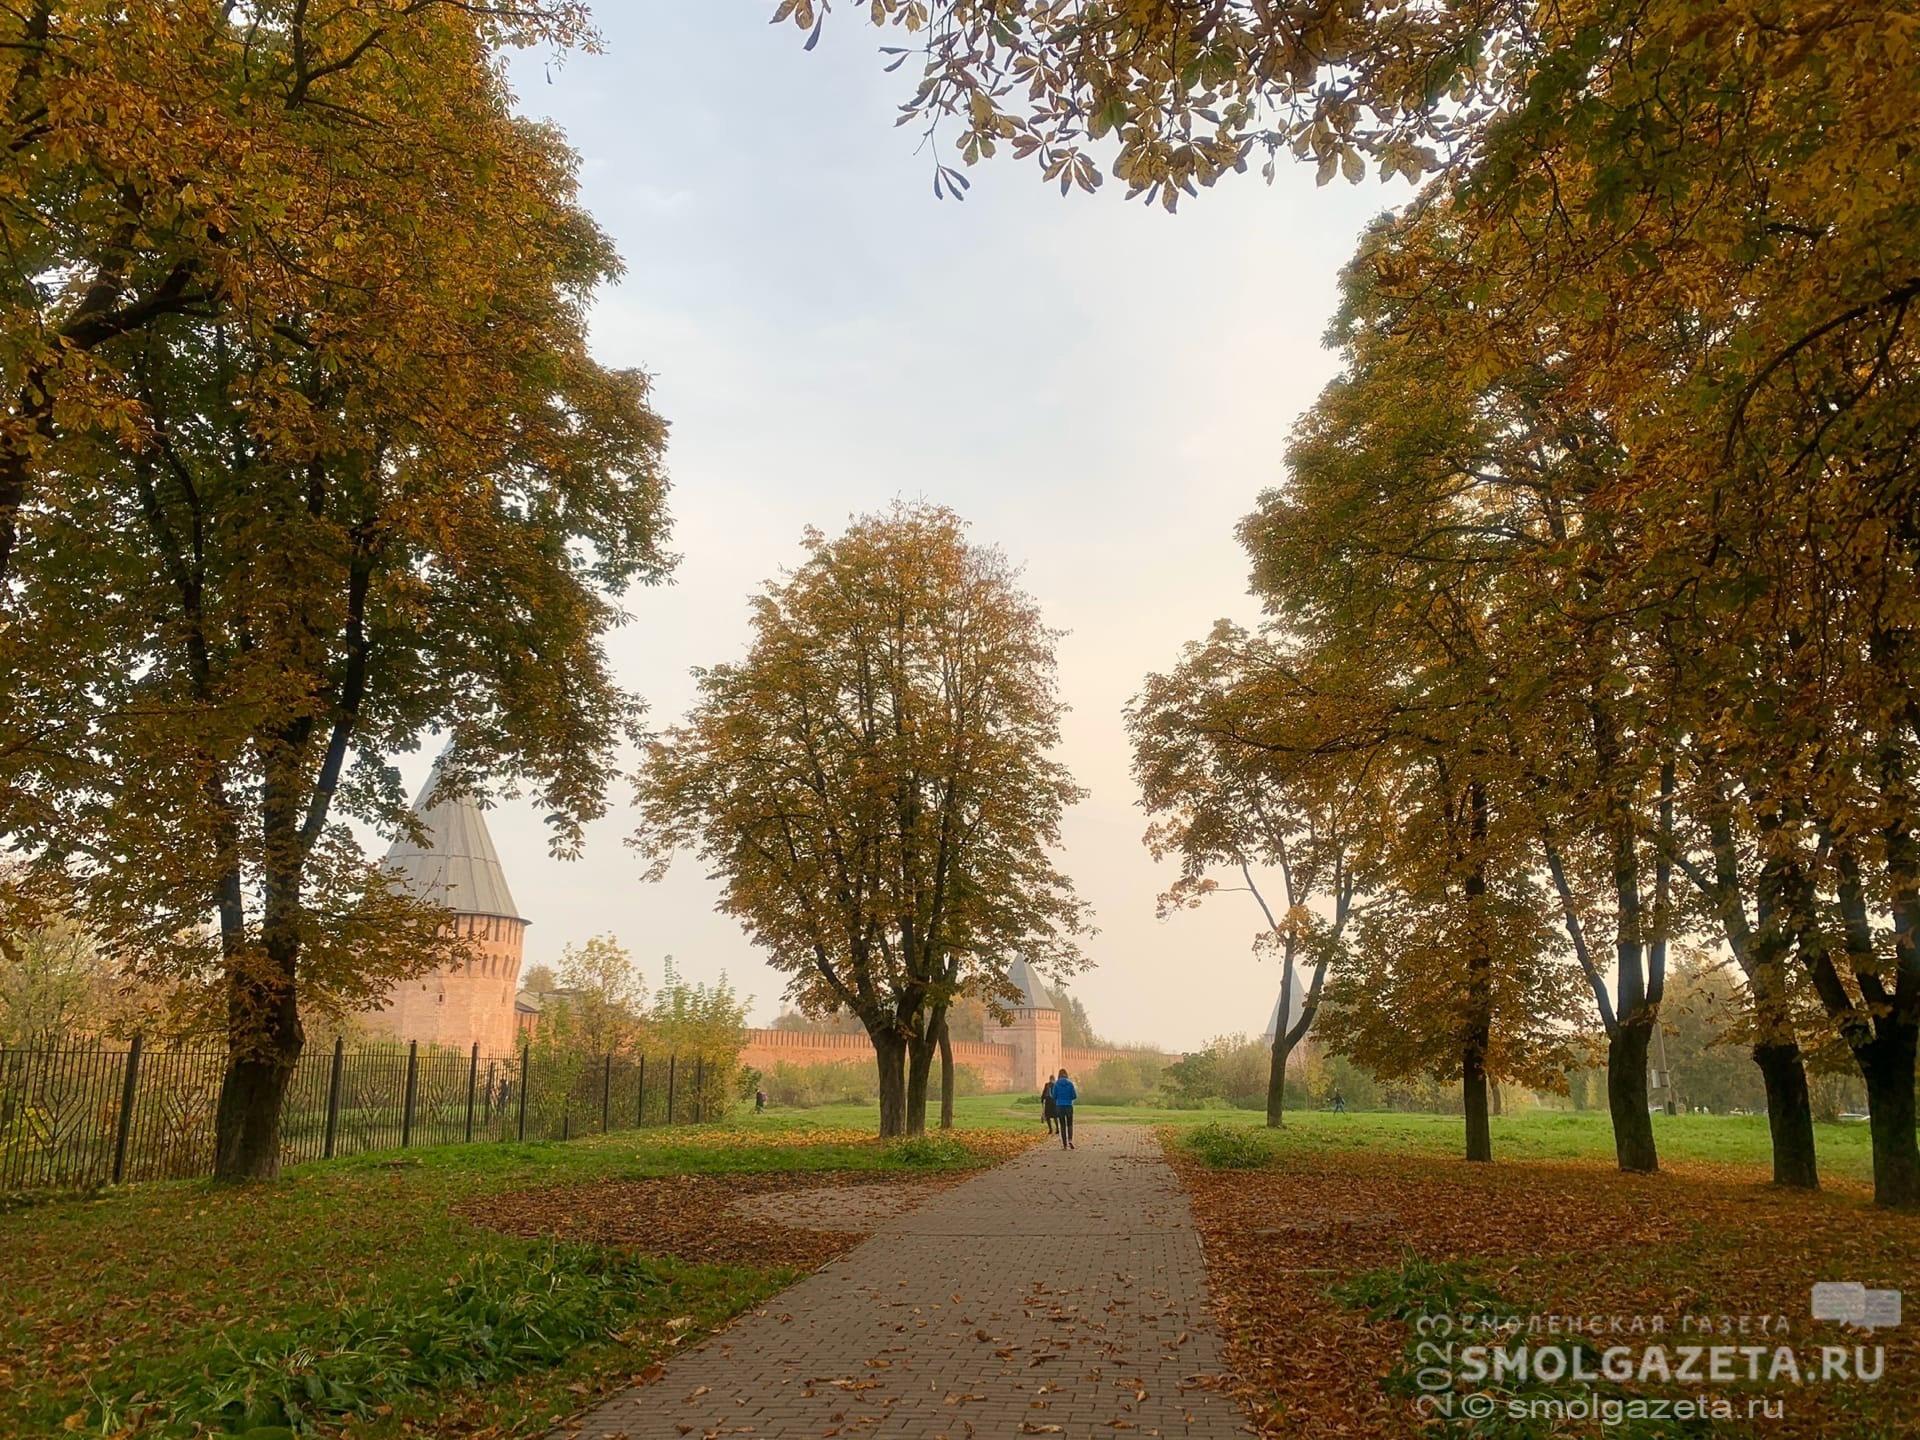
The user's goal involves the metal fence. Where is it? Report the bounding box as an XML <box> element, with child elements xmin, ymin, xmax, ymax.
<box><xmin>0</xmin><ymin>1037</ymin><xmax>720</xmax><ymax>1193</ymax></box>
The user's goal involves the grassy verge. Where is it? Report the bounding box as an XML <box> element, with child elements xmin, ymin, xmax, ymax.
<box><xmin>779</xmin><ymin>1095</ymin><xmax>1880</xmax><ymax>1186</ymax></box>
<box><xmin>0</xmin><ymin>1122</ymin><xmax>1015</xmax><ymax>1438</ymax></box>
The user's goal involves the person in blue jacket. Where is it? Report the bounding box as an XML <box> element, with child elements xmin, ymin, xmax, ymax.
<box><xmin>1051</xmin><ymin>1068</ymin><xmax>1077</xmax><ymax>1149</ymax></box>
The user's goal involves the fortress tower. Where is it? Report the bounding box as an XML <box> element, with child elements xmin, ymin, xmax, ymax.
<box><xmin>1264</xmin><ymin>967</ymin><xmax>1320</xmax><ymax>1068</ymax></box>
<box><xmin>363</xmin><ymin>759</ymin><xmax>528</xmax><ymax>1055</ymax></box>
<box><xmin>984</xmin><ymin>956</ymin><xmax>1062</xmax><ymax>1091</ymax></box>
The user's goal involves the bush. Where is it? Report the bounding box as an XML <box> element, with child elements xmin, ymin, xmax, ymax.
<box><xmin>1184</xmin><ymin>1122</ymin><xmax>1271</xmax><ymax>1169</ymax></box>
<box><xmin>763</xmin><ymin>1061</ymin><xmax>877</xmax><ymax>1108</ymax></box>
<box><xmin>946</xmin><ymin>1062</ymin><xmax>989</xmax><ymax>1099</ymax></box>
<box><xmin>1159</xmin><ymin>1035</ymin><xmax>1272</xmax><ymax>1109</ymax></box>
<box><xmin>882</xmin><ymin>1134</ymin><xmax>972</xmax><ymax>1168</ymax></box>
<box><xmin>1081</xmin><ymin>1052</ymin><xmax>1168</xmax><ymax>1105</ymax></box>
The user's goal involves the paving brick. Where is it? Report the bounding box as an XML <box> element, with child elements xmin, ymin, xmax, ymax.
<box><xmin>551</xmin><ymin>1124</ymin><xmax>1246</xmax><ymax>1439</ymax></box>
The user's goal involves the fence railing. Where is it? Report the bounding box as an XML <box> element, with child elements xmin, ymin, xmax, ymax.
<box><xmin>0</xmin><ymin>1037</ymin><xmax>720</xmax><ymax>1193</ymax></box>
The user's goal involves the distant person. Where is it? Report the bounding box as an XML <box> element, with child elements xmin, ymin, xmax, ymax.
<box><xmin>1052</xmin><ymin>1067</ymin><xmax>1077</xmax><ymax>1149</ymax></box>
<box><xmin>1041</xmin><ymin>1077</ymin><xmax>1058</xmax><ymax>1134</ymax></box>
<box><xmin>754</xmin><ymin>1088</ymin><xmax>767</xmax><ymax>1114</ymax></box>
<box><xmin>1330</xmin><ymin>1089</ymin><xmax>1345</xmax><ymax>1114</ymax></box>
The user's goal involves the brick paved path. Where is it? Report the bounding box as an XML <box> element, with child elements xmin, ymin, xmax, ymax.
<box><xmin>554</xmin><ymin>1122</ymin><xmax>1248</xmax><ymax>1439</ymax></box>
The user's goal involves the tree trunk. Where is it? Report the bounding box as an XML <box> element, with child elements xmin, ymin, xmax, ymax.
<box><xmin>1607</xmin><ymin>1020</ymin><xmax>1658</xmax><ymax>1173</ymax></box>
<box><xmin>1462</xmin><ymin>1044</ymin><xmax>1491</xmax><ymax>1162</ymax></box>
<box><xmin>1857</xmin><ymin>1022</ymin><xmax>1920</xmax><ymax>1209</ymax></box>
<box><xmin>1488</xmin><ymin>1077</ymin><xmax>1504</xmax><ymax>1117</ymax></box>
<box><xmin>1461</xmin><ymin>780</ymin><xmax>1492</xmax><ymax>1163</ymax></box>
<box><xmin>938</xmin><ymin>1014</ymin><xmax>955</xmax><ymax>1130</ymax></box>
<box><xmin>213</xmin><ymin>957</ymin><xmax>303</xmax><ymax>1182</ymax></box>
<box><xmin>905</xmin><ymin>1025</ymin><xmax>936</xmax><ymax>1136</ymax></box>
<box><xmin>1265</xmin><ymin>1030</ymin><xmax>1290</xmax><ymax>1128</ymax></box>
<box><xmin>1752</xmin><ymin>1041</ymin><xmax>1819</xmax><ymax>1189</ymax></box>
<box><xmin>874</xmin><ymin>1030</ymin><xmax>909</xmax><ymax>1138</ymax></box>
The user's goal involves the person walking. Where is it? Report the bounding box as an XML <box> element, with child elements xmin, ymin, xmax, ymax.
<box><xmin>1040</xmin><ymin>1076</ymin><xmax>1058</xmax><ymax>1135</ymax></box>
<box><xmin>1052</xmin><ymin>1067</ymin><xmax>1077</xmax><ymax>1149</ymax></box>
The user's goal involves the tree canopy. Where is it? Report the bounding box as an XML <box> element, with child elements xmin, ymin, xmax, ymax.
<box><xmin>637</xmin><ymin>502</ymin><xmax>1087</xmax><ymax>1135</ymax></box>
<box><xmin>0</xmin><ymin>1</ymin><xmax>672</xmax><ymax>1179</ymax></box>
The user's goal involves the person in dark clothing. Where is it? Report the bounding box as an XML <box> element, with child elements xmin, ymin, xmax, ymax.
<box><xmin>755</xmin><ymin>1088</ymin><xmax>767</xmax><ymax>1113</ymax></box>
<box><xmin>1052</xmin><ymin>1068</ymin><xmax>1077</xmax><ymax>1149</ymax></box>
<box><xmin>1041</xmin><ymin>1077</ymin><xmax>1058</xmax><ymax>1134</ymax></box>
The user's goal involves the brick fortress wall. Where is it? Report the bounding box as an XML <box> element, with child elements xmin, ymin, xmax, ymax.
<box><xmin>364</xmin><ymin>913</ymin><xmax>526</xmax><ymax>1057</ymax></box>
<box><xmin>738</xmin><ymin>1025</ymin><xmax>1169</xmax><ymax>1096</ymax></box>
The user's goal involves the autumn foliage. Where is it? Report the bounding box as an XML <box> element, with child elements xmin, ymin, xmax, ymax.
<box><xmin>1</xmin><ymin>3</ymin><xmax>671</xmax><ymax>1179</ymax></box>
<box><xmin>637</xmin><ymin>504</ymin><xmax>1088</xmax><ymax>1137</ymax></box>
<box><xmin>795</xmin><ymin>1</ymin><xmax>1920</xmax><ymax>1208</ymax></box>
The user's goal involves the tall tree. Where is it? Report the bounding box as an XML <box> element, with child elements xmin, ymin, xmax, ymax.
<box><xmin>791</xmin><ymin>0</ymin><xmax>1920</xmax><ymax>1203</ymax></box>
<box><xmin>636</xmin><ymin>503</ymin><xmax>1086</xmax><ymax>1136</ymax></box>
<box><xmin>3</xmin><ymin>3</ymin><xmax>671</xmax><ymax>1180</ymax></box>
<box><xmin>1130</xmin><ymin>620</ymin><xmax>1377</xmax><ymax>1127</ymax></box>
<box><xmin>0</xmin><ymin>1</ymin><xmax>597</xmax><ymax>581</ymax></box>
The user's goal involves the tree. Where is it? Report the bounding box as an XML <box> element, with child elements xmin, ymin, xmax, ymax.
<box><xmin>0</xmin><ymin>1</ymin><xmax>596</xmax><ymax>584</ymax></box>
<box><xmin>648</xmin><ymin>958</ymin><xmax>751</xmax><ymax>1118</ymax></box>
<box><xmin>0</xmin><ymin>913</ymin><xmax>118</xmax><ymax>1043</ymax></box>
<box><xmin>636</xmin><ymin>502</ymin><xmax>1087</xmax><ymax>1136</ymax></box>
<box><xmin>1130</xmin><ymin>621</ymin><xmax>1377</xmax><ymax>1127</ymax></box>
<box><xmin>2</xmin><ymin>4</ymin><xmax>671</xmax><ymax>1180</ymax></box>
<box><xmin>788</xmin><ymin>0</ymin><xmax>1920</xmax><ymax>1203</ymax></box>
<box><xmin>1659</xmin><ymin>954</ymin><xmax>1770</xmax><ymax>1117</ymax></box>
<box><xmin>1053</xmin><ymin>988</ymin><xmax>1100</xmax><ymax>1050</ymax></box>
<box><xmin>537</xmin><ymin>935</ymin><xmax>650</xmax><ymax>1059</ymax></box>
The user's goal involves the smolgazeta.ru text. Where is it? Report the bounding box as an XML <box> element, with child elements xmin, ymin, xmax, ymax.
<box><xmin>1444</xmin><ymin>1343</ymin><xmax>1885</xmax><ymax>1385</ymax></box>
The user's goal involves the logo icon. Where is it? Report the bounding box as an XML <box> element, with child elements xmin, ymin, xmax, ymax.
<box><xmin>1811</xmin><ymin>1282</ymin><xmax>1902</xmax><ymax>1331</ymax></box>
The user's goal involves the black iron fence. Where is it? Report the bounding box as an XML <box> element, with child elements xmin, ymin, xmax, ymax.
<box><xmin>0</xmin><ymin>1037</ymin><xmax>722</xmax><ymax>1193</ymax></box>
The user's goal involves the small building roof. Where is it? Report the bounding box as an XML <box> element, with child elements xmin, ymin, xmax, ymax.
<box><xmin>384</xmin><ymin>756</ymin><xmax>525</xmax><ymax>922</ymax></box>
<box><xmin>1006</xmin><ymin>956</ymin><xmax>1056</xmax><ymax>1011</ymax></box>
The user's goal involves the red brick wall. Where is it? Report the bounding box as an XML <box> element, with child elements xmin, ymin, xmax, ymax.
<box><xmin>737</xmin><ymin>1027</ymin><xmax>1169</xmax><ymax>1095</ymax></box>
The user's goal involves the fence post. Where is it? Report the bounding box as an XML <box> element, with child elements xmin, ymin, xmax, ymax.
<box><xmin>401</xmin><ymin>1040</ymin><xmax>418</xmax><ymax>1148</ymax></box>
<box><xmin>695</xmin><ymin>1055</ymin><xmax>705</xmax><ymax>1122</ymax></box>
<box><xmin>323</xmin><ymin>1037</ymin><xmax>345</xmax><ymax>1160</ymax></box>
<box><xmin>111</xmin><ymin>1034</ymin><xmax>143</xmax><ymax>1185</ymax></box>
<box><xmin>636</xmin><ymin>1055</ymin><xmax>646</xmax><ymax>1127</ymax></box>
<box><xmin>601</xmin><ymin>1053</ymin><xmax>613</xmax><ymax>1133</ymax></box>
<box><xmin>666</xmin><ymin>1055</ymin><xmax>677</xmax><ymax>1125</ymax></box>
<box><xmin>464</xmin><ymin>1043</ymin><xmax>479</xmax><ymax>1143</ymax></box>
<box><xmin>516</xmin><ymin>1042</ymin><xmax>530</xmax><ymax>1142</ymax></box>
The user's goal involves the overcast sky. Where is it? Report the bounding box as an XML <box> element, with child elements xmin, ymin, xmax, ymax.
<box><xmin>387</xmin><ymin>4</ymin><xmax>1410</xmax><ymax>1052</ymax></box>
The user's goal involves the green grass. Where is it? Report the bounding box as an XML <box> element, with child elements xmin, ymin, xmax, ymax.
<box><xmin>767</xmin><ymin>1094</ymin><xmax>1880</xmax><ymax>1185</ymax></box>
<box><xmin>1167</xmin><ymin>1107</ymin><xmax>1876</xmax><ymax>1183</ymax></box>
<box><xmin>0</xmin><ymin>1120</ymin><xmax>1000</xmax><ymax>1439</ymax></box>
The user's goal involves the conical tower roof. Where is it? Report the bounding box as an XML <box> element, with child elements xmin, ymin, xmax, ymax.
<box><xmin>383</xmin><ymin>758</ymin><xmax>524</xmax><ymax>921</ymax></box>
<box><xmin>1006</xmin><ymin>956</ymin><xmax>1055</xmax><ymax>1011</ymax></box>
<box><xmin>1264</xmin><ymin>968</ymin><xmax>1314</xmax><ymax>1041</ymax></box>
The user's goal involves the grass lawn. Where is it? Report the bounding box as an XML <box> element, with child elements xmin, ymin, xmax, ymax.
<box><xmin>0</xmin><ymin>1122</ymin><xmax>1023</xmax><ymax>1439</ymax></box>
<box><xmin>780</xmin><ymin>1094</ymin><xmax>1881</xmax><ymax>1186</ymax></box>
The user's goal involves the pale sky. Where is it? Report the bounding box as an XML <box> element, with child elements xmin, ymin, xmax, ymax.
<box><xmin>387</xmin><ymin>4</ymin><xmax>1409</xmax><ymax>1052</ymax></box>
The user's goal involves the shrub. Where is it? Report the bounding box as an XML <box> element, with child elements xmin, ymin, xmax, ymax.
<box><xmin>881</xmin><ymin>1134</ymin><xmax>972</xmax><ymax>1168</ymax></box>
<box><xmin>1184</xmin><ymin>1122</ymin><xmax>1270</xmax><ymax>1169</ymax></box>
<box><xmin>1082</xmin><ymin>1052</ymin><xmax>1168</xmax><ymax>1104</ymax></box>
<box><xmin>763</xmin><ymin>1061</ymin><xmax>876</xmax><ymax>1108</ymax></box>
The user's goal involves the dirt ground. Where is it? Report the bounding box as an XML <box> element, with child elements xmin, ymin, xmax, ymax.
<box><xmin>465</xmin><ymin>1169</ymin><xmax>971</xmax><ymax>1273</ymax></box>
